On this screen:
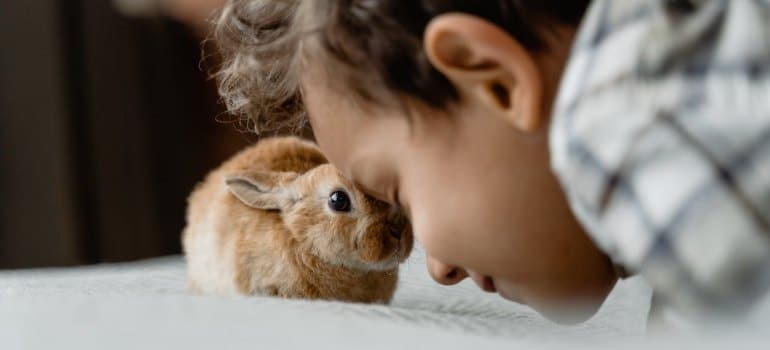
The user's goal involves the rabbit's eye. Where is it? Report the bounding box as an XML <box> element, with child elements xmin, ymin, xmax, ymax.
<box><xmin>328</xmin><ymin>190</ymin><xmax>352</xmax><ymax>213</ymax></box>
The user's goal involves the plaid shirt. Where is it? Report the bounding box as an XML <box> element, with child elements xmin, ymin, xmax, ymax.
<box><xmin>551</xmin><ymin>0</ymin><xmax>770</xmax><ymax>320</ymax></box>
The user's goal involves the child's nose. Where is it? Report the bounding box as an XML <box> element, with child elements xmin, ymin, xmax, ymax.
<box><xmin>427</xmin><ymin>256</ymin><xmax>468</xmax><ymax>285</ymax></box>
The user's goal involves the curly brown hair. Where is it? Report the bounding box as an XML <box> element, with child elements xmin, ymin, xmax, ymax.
<box><xmin>214</xmin><ymin>0</ymin><xmax>591</xmax><ymax>134</ymax></box>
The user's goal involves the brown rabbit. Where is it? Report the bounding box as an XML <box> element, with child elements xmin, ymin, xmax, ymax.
<box><xmin>182</xmin><ymin>136</ymin><xmax>413</xmax><ymax>303</ymax></box>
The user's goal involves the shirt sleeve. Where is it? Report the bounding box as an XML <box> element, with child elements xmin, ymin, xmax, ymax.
<box><xmin>550</xmin><ymin>0</ymin><xmax>770</xmax><ymax>320</ymax></box>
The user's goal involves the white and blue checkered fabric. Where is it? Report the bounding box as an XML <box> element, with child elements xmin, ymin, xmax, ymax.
<box><xmin>551</xmin><ymin>0</ymin><xmax>770</xmax><ymax>320</ymax></box>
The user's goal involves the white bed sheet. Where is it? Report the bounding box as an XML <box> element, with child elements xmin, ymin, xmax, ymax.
<box><xmin>1</xmin><ymin>249</ymin><xmax>767</xmax><ymax>349</ymax></box>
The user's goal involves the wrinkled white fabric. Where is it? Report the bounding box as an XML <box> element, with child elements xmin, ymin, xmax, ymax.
<box><xmin>0</xmin><ymin>249</ymin><xmax>655</xmax><ymax>349</ymax></box>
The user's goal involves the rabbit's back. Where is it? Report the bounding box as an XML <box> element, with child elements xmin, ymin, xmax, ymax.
<box><xmin>219</xmin><ymin>136</ymin><xmax>327</xmax><ymax>174</ymax></box>
<box><xmin>183</xmin><ymin>137</ymin><xmax>327</xmax><ymax>295</ymax></box>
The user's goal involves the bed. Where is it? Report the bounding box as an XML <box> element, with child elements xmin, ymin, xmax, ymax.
<box><xmin>1</xmin><ymin>247</ymin><xmax>766</xmax><ymax>349</ymax></box>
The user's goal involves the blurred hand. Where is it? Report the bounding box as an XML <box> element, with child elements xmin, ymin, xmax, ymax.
<box><xmin>113</xmin><ymin>0</ymin><xmax>226</xmax><ymax>35</ymax></box>
<box><xmin>162</xmin><ymin>0</ymin><xmax>227</xmax><ymax>30</ymax></box>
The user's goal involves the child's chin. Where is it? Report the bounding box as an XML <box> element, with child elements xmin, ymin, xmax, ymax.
<box><xmin>530</xmin><ymin>298</ymin><xmax>605</xmax><ymax>325</ymax></box>
<box><xmin>495</xmin><ymin>282</ymin><xmax>603</xmax><ymax>324</ymax></box>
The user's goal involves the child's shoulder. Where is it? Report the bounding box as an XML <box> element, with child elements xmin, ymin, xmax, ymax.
<box><xmin>552</xmin><ymin>0</ymin><xmax>770</xmax><ymax>322</ymax></box>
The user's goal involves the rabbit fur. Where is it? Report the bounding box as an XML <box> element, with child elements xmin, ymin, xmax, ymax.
<box><xmin>183</xmin><ymin>136</ymin><xmax>412</xmax><ymax>303</ymax></box>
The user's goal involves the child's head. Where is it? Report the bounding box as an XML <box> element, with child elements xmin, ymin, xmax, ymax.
<box><xmin>215</xmin><ymin>0</ymin><xmax>617</xmax><ymax>323</ymax></box>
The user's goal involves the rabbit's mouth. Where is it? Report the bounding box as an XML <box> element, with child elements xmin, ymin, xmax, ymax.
<box><xmin>392</xmin><ymin>225</ymin><xmax>413</xmax><ymax>262</ymax></box>
<box><xmin>354</xmin><ymin>223</ymin><xmax>413</xmax><ymax>271</ymax></box>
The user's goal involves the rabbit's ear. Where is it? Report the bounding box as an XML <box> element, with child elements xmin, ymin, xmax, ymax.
<box><xmin>225</xmin><ymin>171</ymin><xmax>299</xmax><ymax>210</ymax></box>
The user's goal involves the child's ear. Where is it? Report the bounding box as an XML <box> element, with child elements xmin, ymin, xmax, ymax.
<box><xmin>225</xmin><ymin>171</ymin><xmax>299</xmax><ymax>210</ymax></box>
<box><xmin>424</xmin><ymin>13</ymin><xmax>544</xmax><ymax>132</ymax></box>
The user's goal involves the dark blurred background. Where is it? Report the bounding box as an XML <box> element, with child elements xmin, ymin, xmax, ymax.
<box><xmin>0</xmin><ymin>0</ymin><xmax>251</xmax><ymax>268</ymax></box>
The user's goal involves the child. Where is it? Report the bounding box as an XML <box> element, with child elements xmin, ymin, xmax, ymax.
<box><xmin>213</xmin><ymin>0</ymin><xmax>770</xmax><ymax>324</ymax></box>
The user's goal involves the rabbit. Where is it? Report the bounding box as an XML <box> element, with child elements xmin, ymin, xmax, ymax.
<box><xmin>182</xmin><ymin>136</ymin><xmax>413</xmax><ymax>303</ymax></box>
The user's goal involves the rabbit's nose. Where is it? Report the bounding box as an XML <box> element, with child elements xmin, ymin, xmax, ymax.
<box><xmin>388</xmin><ymin>226</ymin><xmax>402</xmax><ymax>240</ymax></box>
